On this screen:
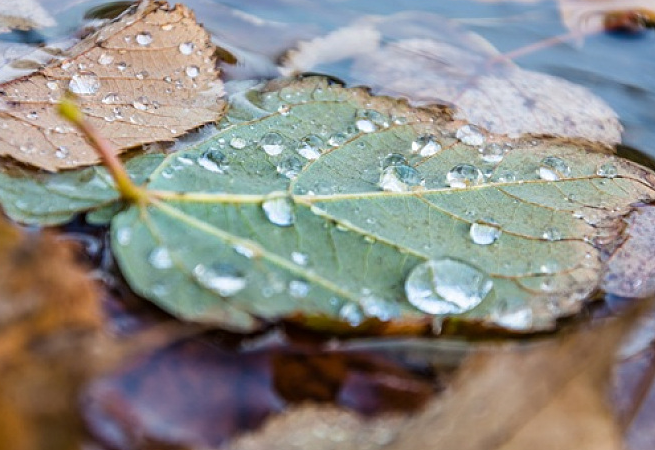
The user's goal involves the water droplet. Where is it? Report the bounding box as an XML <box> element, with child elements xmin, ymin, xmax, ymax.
<box><xmin>381</xmin><ymin>153</ymin><xmax>408</xmax><ymax>169</ymax></box>
<box><xmin>379</xmin><ymin>165</ymin><xmax>424</xmax><ymax>192</ymax></box>
<box><xmin>496</xmin><ymin>170</ymin><xmax>516</xmax><ymax>183</ymax></box>
<box><xmin>132</xmin><ymin>96</ymin><xmax>149</xmax><ymax>111</ymax></box>
<box><xmin>98</xmin><ymin>53</ymin><xmax>114</xmax><ymax>65</ymax></box>
<box><xmin>116</xmin><ymin>61</ymin><xmax>127</xmax><ymax>72</ymax></box>
<box><xmin>597</xmin><ymin>162</ymin><xmax>618</xmax><ymax>178</ymax></box>
<box><xmin>259</xmin><ymin>132</ymin><xmax>285</xmax><ymax>156</ymax></box>
<box><xmin>446</xmin><ymin>164</ymin><xmax>483</xmax><ymax>188</ymax></box>
<box><xmin>291</xmin><ymin>251</ymin><xmax>309</xmax><ymax>266</ymax></box>
<box><xmin>262</xmin><ymin>194</ymin><xmax>294</xmax><ymax>226</ymax></box>
<box><xmin>234</xmin><ymin>244</ymin><xmax>255</xmax><ymax>258</ymax></box>
<box><xmin>297</xmin><ymin>135</ymin><xmax>323</xmax><ymax>160</ymax></box>
<box><xmin>230</xmin><ymin>137</ymin><xmax>247</xmax><ymax>149</ymax></box>
<box><xmin>405</xmin><ymin>258</ymin><xmax>493</xmax><ymax>314</ymax></box>
<box><xmin>193</xmin><ymin>264</ymin><xmax>246</xmax><ymax>297</ymax></box>
<box><xmin>46</xmin><ymin>81</ymin><xmax>58</xmax><ymax>91</ymax></box>
<box><xmin>116</xmin><ymin>227</ymin><xmax>132</xmax><ymax>246</ymax></box>
<box><xmin>360</xmin><ymin>295</ymin><xmax>399</xmax><ymax>321</ymax></box>
<box><xmin>328</xmin><ymin>132</ymin><xmax>348</xmax><ymax>146</ymax></box>
<box><xmin>479</xmin><ymin>143</ymin><xmax>506</xmax><ymax>163</ymax></box>
<box><xmin>26</xmin><ymin>111</ymin><xmax>38</xmax><ymax>120</ymax></box>
<box><xmin>277</xmin><ymin>156</ymin><xmax>303</xmax><ymax>179</ymax></box>
<box><xmin>135</xmin><ymin>70</ymin><xmax>149</xmax><ymax>80</ymax></box>
<box><xmin>148</xmin><ymin>247</ymin><xmax>173</xmax><ymax>269</ymax></box>
<box><xmin>186</xmin><ymin>65</ymin><xmax>200</xmax><ymax>78</ymax></box>
<box><xmin>178</xmin><ymin>42</ymin><xmax>194</xmax><ymax>55</ymax></box>
<box><xmin>411</xmin><ymin>134</ymin><xmax>442</xmax><ymax>157</ymax></box>
<box><xmin>491</xmin><ymin>306</ymin><xmax>533</xmax><ymax>330</ymax></box>
<box><xmin>456</xmin><ymin>124</ymin><xmax>485</xmax><ymax>146</ymax></box>
<box><xmin>197</xmin><ymin>149</ymin><xmax>228</xmax><ymax>173</ymax></box>
<box><xmin>277</xmin><ymin>104</ymin><xmax>291</xmax><ymax>116</ymax></box>
<box><xmin>355</xmin><ymin>119</ymin><xmax>376</xmax><ymax>133</ymax></box>
<box><xmin>68</xmin><ymin>71</ymin><xmax>100</xmax><ymax>95</ymax></box>
<box><xmin>55</xmin><ymin>146</ymin><xmax>69</xmax><ymax>159</ymax></box>
<box><xmin>135</xmin><ymin>32</ymin><xmax>153</xmax><ymax>46</ymax></box>
<box><xmin>469</xmin><ymin>219</ymin><xmax>501</xmax><ymax>245</ymax></box>
<box><xmin>339</xmin><ymin>303</ymin><xmax>364</xmax><ymax>326</ymax></box>
<box><xmin>538</xmin><ymin>156</ymin><xmax>571</xmax><ymax>181</ymax></box>
<box><xmin>102</xmin><ymin>93</ymin><xmax>119</xmax><ymax>104</ymax></box>
<box><xmin>542</xmin><ymin>227</ymin><xmax>562</xmax><ymax>241</ymax></box>
<box><xmin>289</xmin><ymin>280</ymin><xmax>310</xmax><ymax>298</ymax></box>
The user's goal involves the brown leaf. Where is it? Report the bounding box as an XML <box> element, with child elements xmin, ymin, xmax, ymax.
<box><xmin>0</xmin><ymin>0</ymin><xmax>226</xmax><ymax>171</ymax></box>
<box><xmin>0</xmin><ymin>217</ymin><xmax>102</xmax><ymax>450</ymax></box>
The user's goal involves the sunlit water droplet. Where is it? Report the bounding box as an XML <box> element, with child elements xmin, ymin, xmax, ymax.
<box><xmin>411</xmin><ymin>134</ymin><xmax>442</xmax><ymax>157</ymax></box>
<box><xmin>262</xmin><ymin>194</ymin><xmax>294</xmax><ymax>226</ymax></box>
<box><xmin>277</xmin><ymin>156</ymin><xmax>303</xmax><ymax>179</ymax></box>
<box><xmin>355</xmin><ymin>119</ymin><xmax>376</xmax><ymax>133</ymax></box>
<box><xmin>446</xmin><ymin>164</ymin><xmax>483</xmax><ymax>188</ymax></box>
<box><xmin>597</xmin><ymin>162</ymin><xmax>618</xmax><ymax>178</ymax></box>
<box><xmin>259</xmin><ymin>132</ymin><xmax>285</xmax><ymax>156</ymax></box>
<box><xmin>297</xmin><ymin>135</ymin><xmax>323</xmax><ymax>160</ymax></box>
<box><xmin>538</xmin><ymin>156</ymin><xmax>571</xmax><ymax>181</ymax></box>
<box><xmin>179</xmin><ymin>42</ymin><xmax>194</xmax><ymax>55</ymax></box>
<box><xmin>379</xmin><ymin>165</ymin><xmax>424</xmax><ymax>192</ymax></box>
<box><xmin>470</xmin><ymin>219</ymin><xmax>501</xmax><ymax>245</ymax></box>
<box><xmin>69</xmin><ymin>71</ymin><xmax>100</xmax><ymax>95</ymax></box>
<box><xmin>193</xmin><ymin>263</ymin><xmax>246</xmax><ymax>297</ymax></box>
<box><xmin>405</xmin><ymin>258</ymin><xmax>493</xmax><ymax>314</ymax></box>
<box><xmin>197</xmin><ymin>149</ymin><xmax>229</xmax><ymax>173</ymax></box>
<box><xmin>456</xmin><ymin>124</ymin><xmax>485</xmax><ymax>146</ymax></box>
<box><xmin>135</xmin><ymin>32</ymin><xmax>153</xmax><ymax>46</ymax></box>
<box><xmin>148</xmin><ymin>247</ymin><xmax>173</xmax><ymax>269</ymax></box>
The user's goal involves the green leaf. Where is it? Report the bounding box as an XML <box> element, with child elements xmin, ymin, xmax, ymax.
<box><xmin>2</xmin><ymin>77</ymin><xmax>654</xmax><ymax>333</ymax></box>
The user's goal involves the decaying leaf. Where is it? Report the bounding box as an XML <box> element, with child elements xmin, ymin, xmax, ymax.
<box><xmin>0</xmin><ymin>0</ymin><xmax>55</xmax><ymax>32</ymax></box>
<box><xmin>281</xmin><ymin>13</ymin><xmax>622</xmax><ymax>144</ymax></box>
<box><xmin>1</xmin><ymin>76</ymin><xmax>653</xmax><ymax>334</ymax></box>
<box><xmin>0</xmin><ymin>216</ymin><xmax>102</xmax><ymax>450</ymax></box>
<box><xmin>0</xmin><ymin>0</ymin><xmax>226</xmax><ymax>171</ymax></box>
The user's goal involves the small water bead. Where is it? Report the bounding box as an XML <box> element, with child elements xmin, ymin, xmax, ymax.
<box><xmin>277</xmin><ymin>104</ymin><xmax>291</xmax><ymax>116</ymax></box>
<box><xmin>148</xmin><ymin>247</ymin><xmax>173</xmax><ymax>269</ymax></box>
<box><xmin>542</xmin><ymin>227</ymin><xmax>562</xmax><ymax>241</ymax></box>
<box><xmin>178</xmin><ymin>42</ymin><xmax>194</xmax><ymax>55</ymax></box>
<box><xmin>116</xmin><ymin>227</ymin><xmax>132</xmax><ymax>246</ymax></box>
<box><xmin>69</xmin><ymin>72</ymin><xmax>101</xmax><ymax>95</ymax></box>
<box><xmin>97</xmin><ymin>53</ymin><xmax>114</xmax><ymax>65</ymax></box>
<box><xmin>411</xmin><ymin>134</ymin><xmax>442</xmax><ymax>157</ymax></box>
<box><xmin>379</xmin><ymin>165</ymin><xmax>424</xmax><ymax>192</ymax></box>
<box><xmin>186</xmin><ymin>65</ymin><xmax>200</xmax><ymax>78</ymax></box>
<box><xmin>46</xmin><ymin>81</ymin><xmax>59</xmax><ymax>91</ymax></box>
<box><xmin>491</xmin><ymin>306</ymin><xmax>533</xmax><ymax>330</ymax></box>
<box><xmin>381</xmin><ymin>153</ymin><xmax>408</xmax><ymax>169</ymax></box>
<box><xmin>538</xmin><ymin>156</ymin><xmax>571</xmax><ymax>181</ymax></box>
<box><xmin>446</xmin><ymin>164</ymin><xmax>483</xmax><ymax>188</ymax></box>
<box><xmin>116</xmin><ymin>61</ymin><xmax>127</xmax><ymax>72</ymax></box>
<box><xmin>360</xmin><ymin>295</ymin><xmax>400</xmax><ymax>321</ymax></box>
<box><xmin>262</xmin><ymin>194</ymin><xmax>295</xmax><ymax>226</ymax></box>
<box><xmin>469</xmin><ymin>219</ymin><xmax>501</xmax><ymax>245</ymax></box>
<box><xmin>255</xmin><ymin>133</ymin><xmax>283</xmax><ymax>157</ymax></box>
<box><xmin>456</xmin><ymin>124</ymin><xmax>485</xmax><ymax>146</ymax></box>
<box><xmin>193</xmin><ymin>263</ymin><xmax>246</xmax><ymax>297</ymax></box>
<box><xmin>230</xmin><ymin>137</ymin><xmax>247</xmax><ymax>149</ymax></box>
<box><xmin>197</xmin><ymin>149</ymin><xmax>229</xmax><ymax>173</ymax></box>
<box><xmin>133</xmin><ymin>96</ymin><xmax>149</xmax><ymax>111</ymax></box>
<box><xmin>355</xmin><ymin>119</ymin><xmax>376</xmax><ymax>133</ymax></box>
<box><xmin>102</xmin><ymin>93</ymin><xmax>119</xmax><ymax>104</ymax></box>
<box><xmin>405</xmin><ymin>258</ymin><xmax>493</xmax><ymax>315</ymax></box>
<box><xmin>135</xmin><ymin>70</ymin><xmax>149</xmax><ymax>80</ymax></box>
<box><xmin>339</xmin><ymin>303</ymin><xmax>365</xmax><ymax>326</ymax></box>
<box><xmin>277</xmin><ymin>156</ymin><xmax>303</xmax><ymax>179</ymax></box>
<box><xmin>55</xmin><ymin>146</ymin><xmax>69</xmax><ymax>159</ymax></box>
<box><xmin>291</xmin><ymin>252</ymin><xmax>309</xmax><ymax>266</ymax></box>
<box><xmin>597</xmin><ymin>162</ymin><xmax>618</xmax><ymax>178</ymax></box>
<box><xmin>479</xmin><ymin>143</ymin><xmax>506</xmax><ymax>163</ymax></box>
<box><xmin>26</xmin><ymin>111</ymin><xmax>38</xmax><ymax>120</ymax></box>
<box><xmin>297</xmin><ymin>135</ymin><xmax>323</xmax><ymax>160</ymax></box>
<box><xmin>135</xmin><ymin>32</ymin><xmax>153</xmax><ymax>46</ymax></box>
<box><xmin>289</xmin><ymin>280</ymin><xmax>310</xmax><ymax>298</ymax></box>
<box><xmin>327</xmin><ymin>132</ymin><xmax>348</xmax><ymax>147</ymax></box>
<box><xmin>496</xmin><ymin>170</ymin><xmax>516</xmax><ymax>183</ymax></box>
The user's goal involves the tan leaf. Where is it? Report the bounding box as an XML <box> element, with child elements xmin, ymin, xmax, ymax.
<box><xmin>0</xmin><ymin>0</ymin><xmax>226</xmax><ymax>171</ymax></box>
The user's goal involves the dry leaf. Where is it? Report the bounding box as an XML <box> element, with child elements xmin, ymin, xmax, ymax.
<box><xmin>281</xmin><ymin>13</ymin><xmax>622</xmax><ymax>144</ymax></box>
<box><xmin>0</xmin><ymin>0</ymin><xmax>56</xmax><ymax>32</ymax></box>
<box><xmin>558</xmin><ymin>0</ymin><xmax>655</xmax><ymax>34</ymax></box>
<box><xmin>0</xmin><ymin>217</ymin><xmax>102</xmax><ymax>450</ymax></box>
<box><xmin>0</xmin><ymin>0</ymin><xmax>226</xmax><ymax>171</ymax></box>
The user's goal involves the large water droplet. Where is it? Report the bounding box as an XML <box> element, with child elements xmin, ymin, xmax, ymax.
<box><xmin>470</xmin><ymin>219</ymin><xmax>501</xmax><ymax>245</ymax></box>
<box><xmin>262</xmin><ymin>194</ymin><xmax>294</xmax><ymax>226</ymax></box>
<box><xmin>456</xmin><ymin>124</ymin><xmax>485</xmax><ymax>146</ymax></box>
<box><xmin>379</xmin><ymin>165</ymin><xmax>424</xmax><ymax>192</ymax></box>
<box><xmin>193</xmin><ymin>264</ymin><xmax>246</xmax><ymax>297</ymax></box>
<box><xmin>538</xmin><ymin>156</ymin><xmax>571</xmax><ymax>181</ymax></box>
<box><xmin>297</xmin><ymin>135</ymin><xmax>323</xmax><ymax>160</ymax></box>
<box><xmin>479</xmin><ymin>143</ymin><xmax>506</xmax><ymax>163</ymax></box>
<box><xmin>148</xmin><ymin>247</ymin><xmax>173</xmax><ymax>269</ymax></box>
<box><xmin>411</xmin><ymin>134</ymin><xmax>442</xmax><ymax>157</ymax></box>
<box><xmin>69</xmin><ymin>72</ymin><xmax>100</xmax><ymax>95</ymax></box>
<box><xmin>135</xmin><ymin>32</ymin><xmax>153</xmax><ymax>46</ymax></box>
<box><xmin>405</xmin><ymin>258</ymin><xmax>493</xmax><ymax>314</ymax></box>
<box><xmin>446</xmin><ymin>164</ymin><xmax>483</xmax><ymax>188</ymax></box>
<box><xmin>197</xmin><ymin>149</ymin><xmax>229</xmax><ymax>173</ymax></box>
<box><xmin>597</xmin><ymin>162</ymin><xmax>618</xmax><ymax>178</ymax></box>
<box><xmin>178</xmin><ymin>42</ymin><xmax>194</xmax><ymax>55</ymax></box>
<box><xmin>259</xmin><ymin>132</ymin><xmax>285</xmax><ymax>156</ymax></box>
<box><xmin>277</xmin><ymin>156</ymin><xmax>303</xmax><ymax>179</ymax></box>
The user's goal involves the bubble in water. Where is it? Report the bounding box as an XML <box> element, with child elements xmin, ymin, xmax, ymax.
<box><xmin>186</xmin><ymin>65</ymin><xmax>200</xmax><ymax>78</ymax></box>
<box><xmin>381</xmin><ymin>153</ymin><xmax>408</xmax><ymax>169</ymax></box>
<box><xmin>230</xmin><ymin>137</ymin><xmax>247</xmax><ymax>149</ymax></box>
<box><xmin>193</xmin><ymin>263</ymin><xmax>246</xmax><ymax>297</ymax></box>
<box><xmin>479</xmin><ymin>143</ymin><xmax>506</xmax><ymax>163</ymax></box>
<box><xmin>411</xmin><ymin>134</ymin><xmax>442</xmax><ymax>157</ymax></box>
<box><xmin>262</xmin><ymin>194</ymin><xmax>294</xmax><ymax>226</ymax></box>
<box><xmin>379</xmin><ymin>165</ymin><xmax>424</xmax><ymax>192</ymax></box>
<box><xmin>297</xmin><ymin>135</ymin><xmax>323</xmax><ymax>160</ymax></box>
<box><xmin>179</xmin><ymin>42</ymin><xmax>195</xmax><ymax>55</ymax></box>
<box><xmin>405</xmin><ymin>258</ymin><xmax>493</xmax><ymax>314</ymax></box>
<box><xmin>538</xmin><ymin>156</ymin><xmax>571</xmax><ymax>181</ymax></box>
<box><xmin>135</xmin><ymin>32</ymin><xmax>153</xmax><ymax>46</ymax></box>
<box><xmin>69</xmin><ymin>72</ymin><xmax>100</xmax><ymax>95</ymax></box>
<box><xmin>259</xmin><ymin>132</ymin><xmax>285</xmax><ymax>155</ymax></box>
<box><xmin>277</xmin><ymin>156</ymin><xmax>303</xmax><ymax>179</ymax></box>
<box><xmin>542</xmin><ymin>227</ymin><xmax>562</xmax><ymax>241</ymax></box>
<box><xmin>597</xmin><ymin>162</ymin><xmax>618</xmax><ymax>178</ymax></box>
<box><xmin>197</xmin><ymin>149</ymin><xmax>229</xmax><ymax>173</ymax></box>
<box><xmin>446</xmin><ymin>164</ymin><xmax>483</xmax><ymax>188</ymax></box>
<box><xmin>470</xmin><ymin>219</ymin><xmax>501</xmax><ymax>245</ymax></box>
<box><xmin>148</xmin><ymin>247</ymin><xmax>173</xmax><ymax>269</ymax></box>
<box><xmin>291</xmin><ymin>251</ymin><xmax>309</xmax><ymax>266</ymax></box>
<box><xmin>98</xmin><ymin>53</ymin><xmax>114</xmax><ymax>65</ymax></box>
<box><xmin>289</xmin><ymin>280</ymin><xmax>310</xmax><ymax>298</ymax></box>
<box><xmin>456</xmin><ymin>124</ymin><xmax>485</xmax><ymax>146</ymax></box>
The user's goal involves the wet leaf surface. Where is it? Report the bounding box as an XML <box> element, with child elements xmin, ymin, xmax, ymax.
<box><xmin>0</xmin><ymin>0</ymin><xmax>226</xmax><ymax>171</ymax></box>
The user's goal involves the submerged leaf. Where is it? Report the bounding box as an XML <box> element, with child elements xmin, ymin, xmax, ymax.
<box><xmin>0</xmin><ymin>0</ymin><xmax>226</xmax><ymax>171</ymax></box>
<box><xmin>1</xmin><ymin>76</ymin><xmax>654</xmax><ymax>333</ymax></box>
